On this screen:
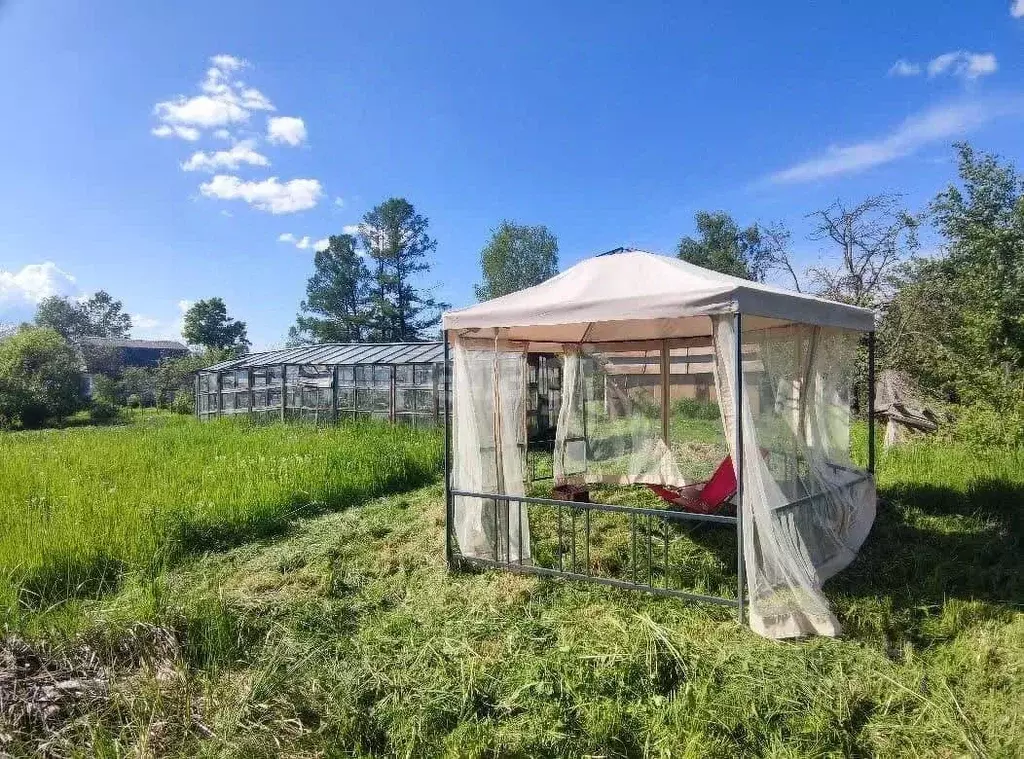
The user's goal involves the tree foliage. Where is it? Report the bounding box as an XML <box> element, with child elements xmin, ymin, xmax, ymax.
<box><xmin>475</xmin><ymin>221</ymin><xmax>559</xmax><ymax>301</ymax></box>
<box><xmin>0</xmin><ymin>327</ymin><xmax>83</xmax><ymax>429</ymax></box>
<box><xmin>676</xmin><ymin>211</ymin><xmax>770</xmax><ymax>281</ymax></box>
<box><xmin>34</xmin><ymin>290</ymin><xmax>132</xmax><ymax>342</ymax></box>
<box><xmin>881</xmin><ymin>144</ymin><xmax>1024</xmax><ymax>409</ymax></box>
<box><xmin>182</xmin><ymin>298</ymin><xmax>249</xmax><ymax>354</ymax></box>
<box><xmin>359</xmin><ymin>198</ymin><xmax>445</xmax><ymax>341</ymax></box>
<box><xmin>291</xmin><ymin>234</ymin><xmax>370</xmax><ymax>344</ymax></box>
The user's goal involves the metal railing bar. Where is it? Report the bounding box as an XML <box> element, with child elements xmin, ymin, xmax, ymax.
<box><xmin>557</xmin><ymin>500</ymin><xmax>564</xmax><ymax>572</ymax></box>
<box><xmin>454</xmin><ymin>555</ymin><xmax>739</xmax><ymax>607</ymax></box>
<box><xmin>584</xmin><ymin>509</ymin><xmax>591</xmax><ymax>576</ymax></box>
<box><xmin>450</xmin><ymin>489</ymin><xmax>738</xmax><ymax>525</ymax></box>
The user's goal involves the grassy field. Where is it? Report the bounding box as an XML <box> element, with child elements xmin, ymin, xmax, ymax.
<box><xmin>0</xmin><ymin>415</ymin><xmax>442</xmax><ymax>620</ymax></box>
<box><xmin>0</xmin><ymin>416</ymin><xmax>1021</xmax><ymax>756</ymax></box>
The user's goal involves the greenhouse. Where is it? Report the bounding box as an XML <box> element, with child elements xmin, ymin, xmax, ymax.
<box><xmin>195</xmin><ymin>342</ymin><xmax>447</xmax><ymax>426</ymax></box>
<box><xmin>442</xmin><ymin>249</ymin><xmax>878</xmax><ymax>639</ymax></box>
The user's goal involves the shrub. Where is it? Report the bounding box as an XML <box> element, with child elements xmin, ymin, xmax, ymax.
<box><xmin>90</xmin><ymin>374</ymin><xmax>120</xmax><ymax>406</ymax></box>
<box><xmin>169</xmin><ymin>390</ymin><xmax>195</xmax><ymax>415</ymax></box>
<box><xmin>948</xmin><ymin>402</ymin><xmax>1024</xmax><ymax>449</ymax></box>
<box><xmin>89</xmin><ymin>400</ymin><xmax>121</xmax><ymax>424</ymax></box>
<box><xmin>0</xmin><ymin>327</ymin><xmax>83</xmax><ymax>429</ymax></box>
<box><xmin>672</xmin><ymin>397</ymin><xmax>720</xmax><ymax>420</ymax></box>
<box><xmin>126</xmin><ymin>394</ymin><xmax>142</xmax><ymax>409</ymax></box>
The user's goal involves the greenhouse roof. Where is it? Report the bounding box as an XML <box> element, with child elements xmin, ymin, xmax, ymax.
<box><xmin>201</xmin><ymin>342</ymin><xmax>445</xmax><ymax>372</ymax></box>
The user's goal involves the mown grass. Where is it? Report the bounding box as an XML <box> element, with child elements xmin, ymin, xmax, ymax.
<box><xmin>0</xmin><ymin>415</ymin><xmax>441</xmax><ymax>618</ymax></box>
<box><xmin>0</xmin><ymin>417</ymin><xmax>1021</xmax><ymax>756</ymax></box>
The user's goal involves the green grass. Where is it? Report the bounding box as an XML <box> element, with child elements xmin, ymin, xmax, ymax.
<box><xmin>0</xmin><ymin>416</ymin><xmax>1021</xmax><ymax>757</ymax></box>
<box><xmin>0</xmin><ymin>414</ymin><xmax>441</xmax><ymax>617</ymax></box>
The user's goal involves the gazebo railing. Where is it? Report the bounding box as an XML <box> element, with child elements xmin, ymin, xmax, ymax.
<box><xmin>448</xmin><ymin>489</ymin><xmax>741</xmax><ymax>608</ymax></box>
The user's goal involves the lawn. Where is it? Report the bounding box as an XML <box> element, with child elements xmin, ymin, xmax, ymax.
<box><xmin>0</xmin><ymin>416</ymin><xmax>1020</xmax><ymax>757</ymax></box>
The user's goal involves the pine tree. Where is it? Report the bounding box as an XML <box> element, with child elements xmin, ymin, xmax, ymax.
<box><xmin>292</xmin><ymin>234</ymin><xmax>370</xmax><ymax>343</ymax></box>
<box><xmin>358</xmin><ymin>198</ymin><xmax>445</xmax><ymax>341</ymax></box>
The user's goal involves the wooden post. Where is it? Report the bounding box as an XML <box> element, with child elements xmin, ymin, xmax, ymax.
<box><xmin>660</xmin><ymin>339</ymin><xmax>671</xmax><ymax>447</ymax></box>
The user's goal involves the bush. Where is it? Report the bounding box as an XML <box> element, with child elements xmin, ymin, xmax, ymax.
<box><xmin>90</xmin><ymin>374</ymin><xmax>120</xmax><ymax>406</ymax></box>
<box><xmin>672</xmin><ymin>397</ymin><xmax>720</xmax><ymax>420</ymax></box>
<box><xmin>0</xmin><ymin>327</ymin><xmax>83</xmax><ymax>429</ymax></box>
<box><xmin>948</xmin><ymin>402</ymin><xmax>1024</xmax><ymax>450</ymax></box>
<box><xmin>126</xmin><ymin>394</ymin><xmax>142</xmax><ymax>409</ymax></box>
<box><xmin>169</xmin><ymin>390</ymin><xmax>195</xmax><ymax>415</ymax></box>
<box><xmin>89</xmin><ymin>400</ymin><xmax>121</xmax><ymax>424</ymax></box>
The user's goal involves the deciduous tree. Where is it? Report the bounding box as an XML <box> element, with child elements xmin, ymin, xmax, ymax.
<box><xmin>677</xmin><ymin>211</ymin><xmax>769</xmax><ymax>281</ymax></box>
<box><xmin>34</xmin><ymin>290</ymin><xmax>132</xmax><ymax>342</ymax></box>
<box><xmin>182</xmin><ymin>298</ymin><xmax>249</xmax><ymax>354</ymax></box>
<box><xmin>475</xmin><ymin>221</ymin><xmax>558</xmax><ymax>300</ymax></box>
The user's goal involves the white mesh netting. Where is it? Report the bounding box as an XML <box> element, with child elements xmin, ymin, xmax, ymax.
<box><xmin>452</xmin><ymin>337</ymin><xmax>531</xmax><ymax>562</ymax></box>
<box><xmin>711</xmin><ymin>316</ymin><xmax>875</xmax><ymax>638</ymax></box>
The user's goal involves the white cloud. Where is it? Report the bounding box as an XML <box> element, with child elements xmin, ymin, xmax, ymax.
<box><xmin>342</xmin><ymin>224</ymin><xmax>360</xmax><ymax>235</ymax></box>
<box><xmin>209</xmin><ymin>54</ymin><xmax>246</xmax><ymax>72</ymax></box>
<box><xmin>131</xmin><ymin>314</ymin><xmax>161</xmax><ymax>331</ymax></box>
<box><xmin>333</xmin><ymin>197</ymin><xmax>345</xmax><ymax>208</ymax></box>
<box><xmin>767</xmin><ymin>99</ymin><xmax>1018</xmax><ymax>184</ymax></box>
<box><xmin>1013</xmin><ymin>0</ymin><xmax>1024</xmax><ymax>18</ymax></box>
<box><xmin>888</xmin><ymin>59</ymin><xmax>921</xmax><ymax>77</ymax></box>
<box><xmin>132</xmin><ymin>300</ymin><xmax>193</xmax><ymax>341</ymax></box>
<box><xmin>0</xmin><ymin>262</ymin><xmax>78</xmax><ymax>311</ymax></box>
<box><xmin>267</xmin><ymin>116</ymin><xmax>307</xmax><ymax>146</ymax></box>
<box><xmin>213</xmin><ymin>128</ymin><xmax>231</xmax><ymax>140</ymax></box>
<box><xmin>181</xmin><ymin>139</ymin><xmax>270</xmax><ymax>172</ymax></box>
<box><xmin>151</xmin><ymin>54</ymin><xmax>275</xmax><ymax>139</ymax></box>
<box><xmin>200</xmin><ymin>175</ymin><xmax>323</xmax><ymax>213</ymax></box>
<box><xmin>277</xmin><ymin>233</ymin><xmax>331</xmax><ymax>251</ymax></box>
<box><xmin>152</xmin><ymin>124</ymin><xmax>201</xmax><ymax>141</ymax></box>
<box><xmin>927</xmin><ymin>51</ymin><xmax>998</xmax><ymax>81</ymax></box>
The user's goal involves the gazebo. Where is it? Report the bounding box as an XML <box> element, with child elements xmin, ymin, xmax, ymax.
<box><xmin>441</xmin><ymin>249</ymin><xmax>877</xmax><ymax>639</ymax></box>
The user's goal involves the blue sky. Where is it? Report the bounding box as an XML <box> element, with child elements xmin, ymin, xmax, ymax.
<box><xmin>1</xmin><ymin>1</ymin><xmax>1022</xmax><ymax>348</ymax></box>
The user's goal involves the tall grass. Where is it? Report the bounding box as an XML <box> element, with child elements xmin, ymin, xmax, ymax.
<box><xmin>0</xmin><ymin>416</ymin><xmax>441</xmax><ymax>615</ymax></box>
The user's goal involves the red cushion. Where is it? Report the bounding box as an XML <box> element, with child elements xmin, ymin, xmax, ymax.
<box><xmin>698</xmin><ymin>455</ymin><xmax>736</xmax><ymax>510</ymax></box>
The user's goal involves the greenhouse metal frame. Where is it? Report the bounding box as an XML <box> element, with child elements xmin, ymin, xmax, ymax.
<box><xmin>195</xmin><ymin>342</ymin><xmax>446</xmax><ymax>427</ymax></box>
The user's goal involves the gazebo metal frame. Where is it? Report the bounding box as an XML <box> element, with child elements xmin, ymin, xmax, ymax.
<box><xmin>441</xmin><ymin>317</ymin><xmax>877</xmax><ymax>622</ymax></box>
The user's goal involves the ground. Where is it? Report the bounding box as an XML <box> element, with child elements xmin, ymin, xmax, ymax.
<box><xmin>0</xmin><ymin>415</ymin><xmax>1020</xmax><ymax>757</ymax></box>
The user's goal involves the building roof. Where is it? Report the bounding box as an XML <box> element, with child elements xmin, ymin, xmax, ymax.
<box><xmin>79</xmin><ymin>337</ymin><xmax>189</xmax><ymax>351</ymax></box>
<box><xmin>443</xmin><ymin>249</ymin><xmax>875</xmax><ymax>339</ymax></box>
<box><xmin>201</xmin><ymin>342</ymin><xmax>445</xmax><ymax>372</ymax></box>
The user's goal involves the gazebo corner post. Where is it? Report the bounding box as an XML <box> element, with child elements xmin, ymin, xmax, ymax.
<box><xmin>867</xmin><ymin>331</ymin><xmax>876</xmax><ymax>476</ymax></box>
<box><xmin>443</xmin><ymin>330</ymin><xmax>454</xmax><ymax>569</ymax></box>
<box><xmin>733</xmin><ymin>312</ymin><xmax>745</xmax><ymax>626</ymax></box>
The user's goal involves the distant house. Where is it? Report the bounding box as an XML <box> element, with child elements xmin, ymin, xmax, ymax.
<box><xmin>79</xmin><ymin>337</ymin><xmax>189</xmax><ymax>396</ymax></box>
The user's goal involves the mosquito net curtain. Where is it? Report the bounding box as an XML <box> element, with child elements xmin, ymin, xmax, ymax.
<box><xmin>712</xmin><ymin>316</ymin><xmax>875</xmax><ymax>638</ymax></box>
<box><xmin>452</xmin><ymin>337</ymin><xmax>531</xmax><ymax>563</ymax></box>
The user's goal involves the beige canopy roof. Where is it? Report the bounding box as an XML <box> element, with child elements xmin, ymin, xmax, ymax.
<box><xmin>443</xmin><ymin>249</ymin><xmax>874</xmax><ymax>341</ymax></box>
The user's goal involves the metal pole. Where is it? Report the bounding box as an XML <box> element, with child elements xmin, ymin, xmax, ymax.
<box><xmin>867</xmin><ymin>331</ymin><xmax>876</xmax><ymax>475</ymax></box>
<box><xmin>443</xmin><ymin>331</ymin><xmax>454</xmax><ymax>568</ymax></box>
<box><xmin>734</xmin><ymin>313</ymin><xmax>745</xmax><ymax>625</ymax></box>
<box><xmin>280</xmin><ymin>364</ymin><xmax>287</xmax><ymax>423</ymax></box>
